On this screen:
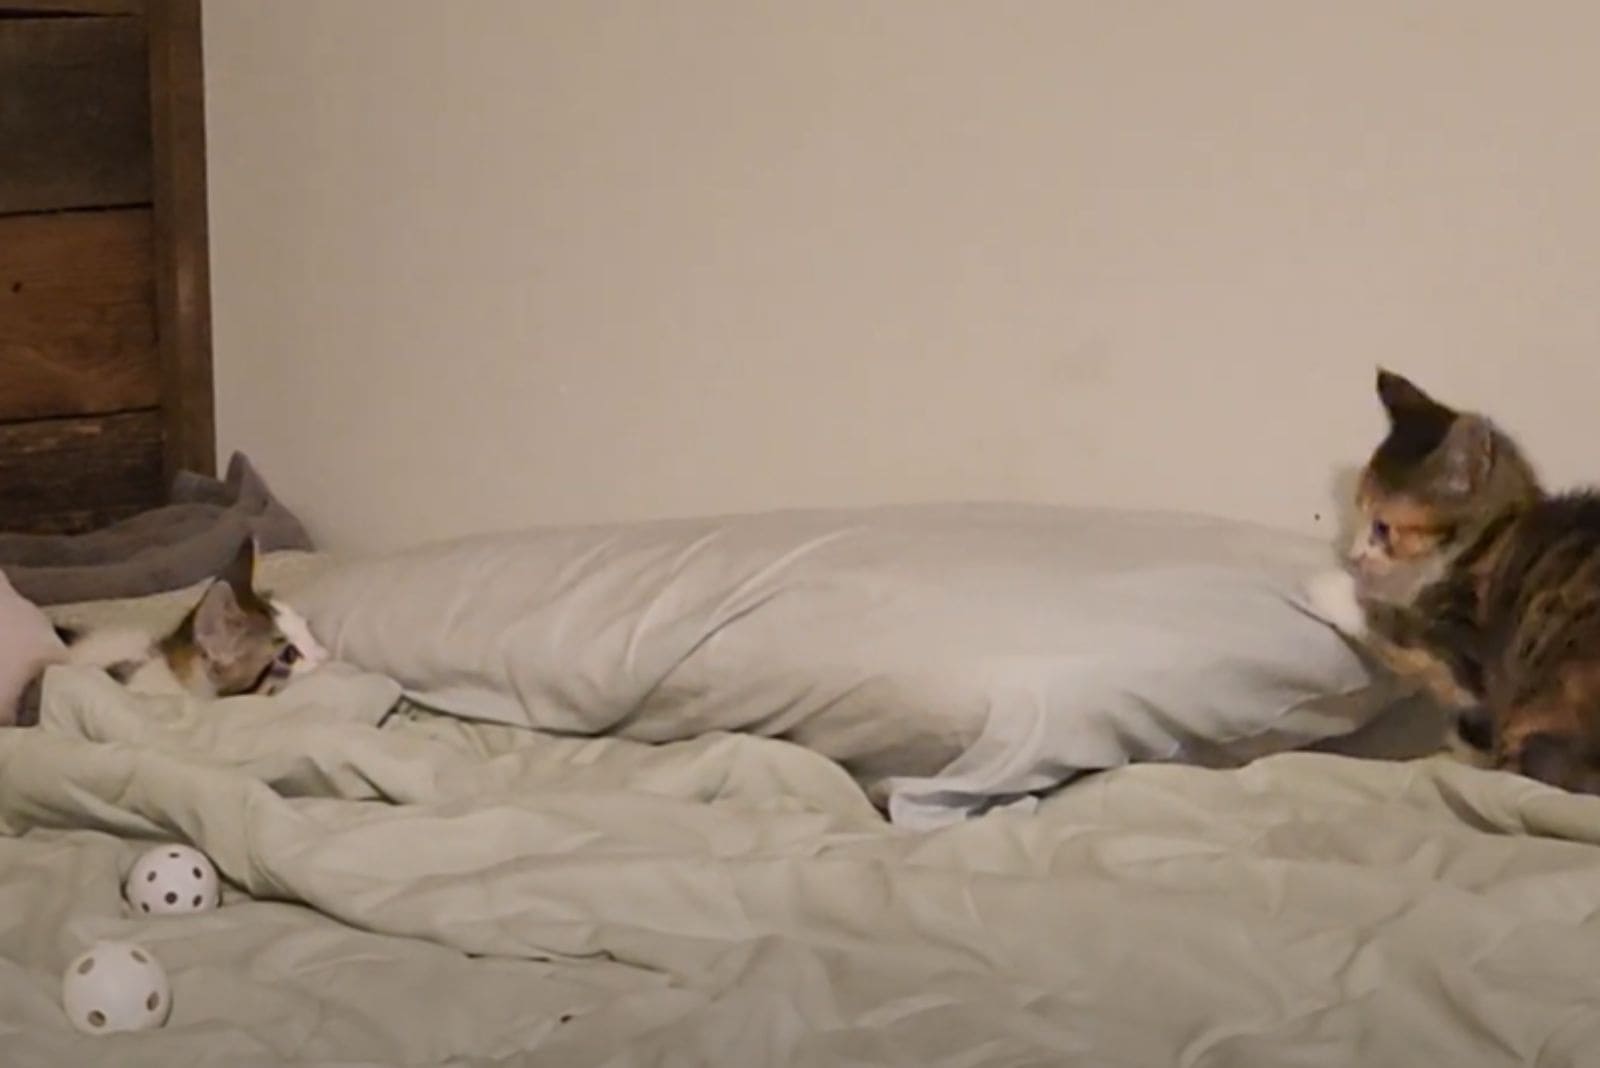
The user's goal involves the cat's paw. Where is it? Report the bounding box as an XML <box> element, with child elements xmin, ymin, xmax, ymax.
<box><xmin>1304</xmin><ymin>569</ymin><xmax>1368</xmax><ymax>638</ymax></box>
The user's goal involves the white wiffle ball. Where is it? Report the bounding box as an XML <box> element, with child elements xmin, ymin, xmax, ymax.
<box><xmin>124</xmin><ymin>843</ymin><xmax>221</xmax><ymax>916</ymax></box>
<box><xmin>61</xmin><ymin>940</ymin><xmax>172</xmax><ymax>1034</ymax></box>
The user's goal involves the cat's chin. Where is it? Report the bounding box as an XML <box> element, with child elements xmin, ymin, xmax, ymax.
<box><xmin>1304</xmin><ymin>569</ymin><xmax>1369</xmax><ymax>639</ymax></box>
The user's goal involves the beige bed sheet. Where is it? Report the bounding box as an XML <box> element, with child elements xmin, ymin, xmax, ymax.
<box><xmin>4</xmin><ymin>648</ymin><xmax>1600</xmax><ymax>1066</ymax></box>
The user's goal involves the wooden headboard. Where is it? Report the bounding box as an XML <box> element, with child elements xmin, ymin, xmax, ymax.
<box><xmin>0</xmin><ymin>0</ymin><xmax>212</xmax><ymax>534</ymax></box>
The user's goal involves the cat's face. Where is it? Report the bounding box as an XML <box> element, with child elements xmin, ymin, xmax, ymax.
<box><xmin>169</xmin><ymin>540</ymin><xmax>328</xmax><ymax>698</ymax></box>
<box><xmin>1345</xmin><ymin>370</ymin><xmax>1539</xmax><ymax>605</ymax></box>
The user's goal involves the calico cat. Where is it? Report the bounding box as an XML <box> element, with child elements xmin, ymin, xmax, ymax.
<box><xmin>1309</xmin><ymin>369</ymin><xmax>1600</xmax><ymax>793</ymax></box>
<box><xmin>16</xmin><ymin>539</ymin><xmax>327</xmax><ymax>727</ymax></box>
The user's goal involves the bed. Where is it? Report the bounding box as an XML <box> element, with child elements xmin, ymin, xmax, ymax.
<box><xmin>5</xmin><ymin>503</ymin><xmax>1600</xmax><ymax>1067</ymax></box>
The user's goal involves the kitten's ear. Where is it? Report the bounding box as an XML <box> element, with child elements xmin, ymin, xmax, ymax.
<box><xmin>218</xmin><ymin>537</ymin><xmax>257</xmax><ymax>600</ymax></box>
<box><xmin>1435</xmin><ymin>415</ymin><xmax>1495</xmax><ymax>497</ymax></box>
<box><xmin>1376</xmin><ymin>368</ymin><xmax>1454</xmax><ymax>425</ymax></box>
<box><xmin>191</xmin><ymin>580</ymin><xmax>256</xmax><ymax>666</ymax></box>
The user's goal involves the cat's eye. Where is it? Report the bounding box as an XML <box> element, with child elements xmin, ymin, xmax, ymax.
<box><xmin>279</xmin><ymin>645</ymin><xmax>300</xmax><ymax>666</ymax></box>
<box><xmin>1371</xmin><ymin>519</ymin><xmax>1392</xmax><ymax>544</ymax></box>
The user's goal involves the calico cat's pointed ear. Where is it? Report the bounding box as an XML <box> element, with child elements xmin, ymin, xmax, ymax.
<box><xmin>1376</xmin><ymin>368</ymin><xmax>1454</xmax><ymax>425</ymax></box>
<box><xmin>191</xmin><ymin>580</ymin><xmax>255</xmax><ymax>665</ymax></box>
<box><xmin>218</xmin><ymin>537</ymin><xmax>257</xmax><ymax>600</ymax></box>
<box><xmin>1436</xmin><ymin>415</ymin><xmax>1495</xmax><ymax>497</ymax></box>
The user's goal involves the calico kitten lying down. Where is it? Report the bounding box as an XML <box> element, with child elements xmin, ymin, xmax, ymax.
<box><xmin>16</xmin><ymin>540</ymin><xmax>327</xmax><ymax>727</ymax></box>
<box><xmin>1310</xmin><ymin>369</ymin><xmax>1600</xmax><ymax>793</ymax></box>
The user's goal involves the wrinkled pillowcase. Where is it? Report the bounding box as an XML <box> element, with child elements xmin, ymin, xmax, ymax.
<box><xmin>294</xmin><ymin>504</ymin><xmax>1401</xmax><ymax>820</ymax></box>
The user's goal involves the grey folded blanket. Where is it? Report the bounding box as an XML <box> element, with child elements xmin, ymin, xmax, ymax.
<box><xmin>0</xmin><ymin>452</ymin><xmax>313</xmax><ymax>605</ymax></box>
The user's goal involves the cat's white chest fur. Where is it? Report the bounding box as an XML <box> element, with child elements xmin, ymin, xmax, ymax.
<box><xmin>1305</xmin><ymin>569</ymin><xmax>1369</xmax><ymax>638</ymax></box>
<box><xmin>270</xmin><ymin>601</ymin><xmax>328</xmax><ymax>669</ymax></box>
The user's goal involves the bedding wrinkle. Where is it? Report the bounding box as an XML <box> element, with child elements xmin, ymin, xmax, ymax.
<box><xmin>546</xmin><ymin>534</ymin><xmax>629</xmax><ymax>600</ymax></box>
<box><xmin>24</xmin><ymin>527</ymin><xmax>1600</xmax><ymax>1063</ymax></box>
<box><xmin>11</xmin><ymin>685</ymin><xmax>1600</xmax><ymax>1065</ymax></box>
<box><xmin>1526</xmin><ymin>1005</ymin><xmax>1600</xmax><ymax>1068</ymax></box>
<box><xmin>611</xmin><ymin>587</ymin><xmax>784</xmax><ymax>735</ymax></box>
<box><xmin>619</xmin><ymin>528</ymin><xmax>868</xmax><ymax>731</ymax></box>
<box><xmin>1427</xmin><ymin>963</ymin><xmax>1545</xmax><ymax>1066</ymax></box>
<box><xmin>615</xmin><ymin>528</ymin><xmax>729</xmax><ymax>687</ymax></box>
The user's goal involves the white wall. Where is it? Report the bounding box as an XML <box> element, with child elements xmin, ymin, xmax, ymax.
<box><xmin>205</xmin><ymin>1</ymin><xmax>1600</xmax><ymax>552</ymax></box>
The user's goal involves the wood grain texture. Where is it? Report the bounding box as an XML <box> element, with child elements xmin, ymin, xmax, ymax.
<box><xmin>0</xmin><ymin>16</ymin><xmax>152</xmax><ymax>214</ymax></box>
<box><xmin>0</xmin><ymin>2</ymin><xmax>144</xmax><ymax>14</ymax></box>
<box><xmin>0</xmin><ymin>209</ymin><xmax>158</xmax><ymax>422</ymax></box>
<box><xmin>147</xmin><ymin>0</ymin><xmax>214</xmax><ymax>479</ymax></box>
<box><xmin>0</xmin><ymin>410</ymin><xmax>164</xmax><ymax>534</ymax></box>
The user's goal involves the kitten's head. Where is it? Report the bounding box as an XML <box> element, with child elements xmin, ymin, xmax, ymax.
<box><xmin>165</xmin><ymin>539</ymin><xmax>327</xmax><ymax>698</ymax></box>
<box><xmin>1346</xmin><ymin>369</ymin><xmax>1541</xmax><ymax>604</ymax></box>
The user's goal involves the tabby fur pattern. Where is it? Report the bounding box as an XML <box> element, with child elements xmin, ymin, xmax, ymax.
<box><xmin>1311</xmin><ymin>369</ymin><xmax>1600</xmax><ymax>793</ymax></box>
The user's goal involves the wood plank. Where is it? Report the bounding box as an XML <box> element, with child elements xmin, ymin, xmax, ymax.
<box><xmin>0</xmin><ymin>209</ymin><xmax>159</xmax><ymax>421</ymax></box>
<box><xmin>147</xmin><ymin>0</ymin><xmax>214</xmax><ymax>479</ymax></box>
<box><xmin>0</xmin><ymin>16</ymin><xmax>152</xmax><ymax>214</ymax></box>
<box><xmin>0</xmin><ymin>2</ymin><xmax>143</xmax><ymax>14</ymax></box>
<box><xmin>0</xmin><ymin>410</ymin><xmax>164</xmax><ymax>534</ymax></box>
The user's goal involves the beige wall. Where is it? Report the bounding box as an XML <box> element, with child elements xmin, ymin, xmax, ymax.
<box><xmin>205</xmin><ymin>1</ymin><xmax>1600</xmax><ymax>552</ymax></box>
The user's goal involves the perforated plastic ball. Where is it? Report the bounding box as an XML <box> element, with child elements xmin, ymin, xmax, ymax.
<box><xmin>60</xmin><ymin>940</ymin><xmax>172</xmax><ymax>1035</ymax></box>
<box><xmin>124</xmin><ymin>843</ymin><xmax>221</xmax><ymax>916</ymax></box>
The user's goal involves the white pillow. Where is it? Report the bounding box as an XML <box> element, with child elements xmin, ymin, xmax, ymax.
<box><xmin>0</xmin><ymin>570</ymin><xmax>65</xmax><ymax>727</ymax></box>
<box><xmin>293</xmin><ymin>504</ymin><xmax>1399</xmax><ymax>824</ymax></box>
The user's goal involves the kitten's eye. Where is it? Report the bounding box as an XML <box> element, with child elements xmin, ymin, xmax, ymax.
<box><xmin>1371</xmin><ymin>519</ymin><xmax>1392</xmax><ymax>544</ymax></box>
<box><xmin>279</xmin><ymin>645</ymin><xmax>301</xmax><ymax>666</ymax></box>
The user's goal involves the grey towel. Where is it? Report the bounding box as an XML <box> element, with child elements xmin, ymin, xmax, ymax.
<box><xmin>0</xmin><ymin>453</ymin><xmax>313</xmax><ymax>605</ymax></box>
